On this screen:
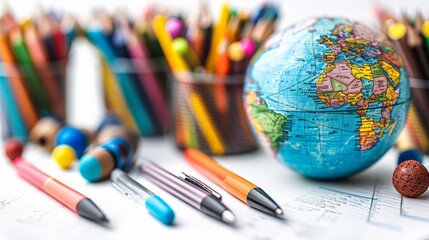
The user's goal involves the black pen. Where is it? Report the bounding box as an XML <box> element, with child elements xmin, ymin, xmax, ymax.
<box><xmin>138</xmin><ymin>161</ymin><xmax>236</xmax><ymax>225</ymax></box>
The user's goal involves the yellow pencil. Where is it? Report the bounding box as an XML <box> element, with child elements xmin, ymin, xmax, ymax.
<box><xmin>151</xmin><ymin>15</ymin><xmax>189</xmax><ymax>73</ymax></box>
<box><xmin>205</xmin><ymin>3</ymin><xmax>230</xmax><ymax>73</ymax></box>
<box><xmin>189</xmin><ymin>92</ymin><xmax>224</xmax><ymax>155</ymax></box>
<box><xmin>406</xmin><ymin>104</ymin><xmax>429</xmax><ymax>151</ymax></box>
<box><xmin>101</xmin><ymin>58</ymin><xmax>138</xmax><ymax>131</ymax></box>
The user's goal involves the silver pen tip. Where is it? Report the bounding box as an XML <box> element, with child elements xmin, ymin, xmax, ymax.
<box><xmin>275</xmin><ymin>208</ymin><xmax>284</xmax><ymax>217</ymax></box>
<box><xmin>221</xmin><ymin>210</ymin><xmax>236</xmax><ymax>224</ymax></box>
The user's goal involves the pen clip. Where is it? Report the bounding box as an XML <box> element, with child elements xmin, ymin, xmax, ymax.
<box><xmin>180</xmin><ymin>172</ymin><xmax>222</xmax><ymax>200</ymax></box>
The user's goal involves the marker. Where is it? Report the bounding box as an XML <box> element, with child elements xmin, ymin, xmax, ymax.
<box><xmin>183</xmin><ymin>148</ymin><xmax>284</xmax><ymax>218</ymax></box>
<box><xmin>111</xmin><ymin>169</ymin><xmax>175</xmax><ymax>225</ymax></box>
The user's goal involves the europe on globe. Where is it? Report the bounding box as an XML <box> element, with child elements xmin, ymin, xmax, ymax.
<box><xmin>244</xmin><ymin>17</ymin><xmax>410</xmax><ymax>179</ymax></box>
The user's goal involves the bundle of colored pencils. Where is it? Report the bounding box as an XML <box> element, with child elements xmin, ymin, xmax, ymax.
<box><xmin>84</xmin><ymin>7</ymin><xmax>169</xmax><ymax>136</ymax></box>
<box><xmin>152</xmin><ymin>2</ymin><xmax>279</xmax><ymax>155</ymax></box>
<box><xmin>0</xmin><ymin>6</ymin><xmax>77</xmax><ymax>141</ymax></box>
<box><xmin>374</xmin><ymin>5</ymin><xmax>429</xmax><ymax>153</ymax></box>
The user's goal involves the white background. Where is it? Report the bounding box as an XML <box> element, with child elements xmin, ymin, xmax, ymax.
<box><xmin>1</xmin><ymin>0</ymin><xmax>429</xmax><ymax>240</ymax></box>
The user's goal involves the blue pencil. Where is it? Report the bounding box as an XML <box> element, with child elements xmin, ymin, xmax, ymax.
<box><xmin>86</xmin><ymin>29</ymin><xmax>156</xmax><ymax>135</ymax></box>
<box><xmin>110</xmin><ymin>28</ymin><xmax>161</xmax><ymax>134</ymax></box>
<box><xmin>0</xmin><ymin>76</ymin><xmax>27</xmax><ymax>141</ymax></box>
<box><xmin>0</xmin><ymin>90</ymin><xmax>11</xmax><ymax>139</ymax></box>
<box><xmin>65</xmin><ymin>27</ymin><xmax>75</xmax><ymax>53</ymax></box>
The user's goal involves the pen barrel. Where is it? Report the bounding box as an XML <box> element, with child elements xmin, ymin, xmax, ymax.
<box><xmin>13</xmin><ymin>157</ymin><xmax>48</xmax><ymax>189</ymax></box>
<box><xmin>13</xmin><ymin>157</ymin><xmax>86</xmax><ymax>212</ymax></box>
<box><xmin>43</xmin><ymin>178</ymin><xmax>86</xmax><ymax>212</ymax></box>
<box><xmin>184</xmin><ymin>148</ymin><xmax>257</xmax><ymax>203</ymax></box>
<box><xmin>140</xmin><ymin>163</ymin><xmax>208</xmax><ymax>210</ymax></box>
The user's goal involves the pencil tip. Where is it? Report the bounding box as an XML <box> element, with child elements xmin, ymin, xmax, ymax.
<box><xmin>100</xmin><ymin>216</ymin><xmax>109</xmax><ymax>223</ymax></box>
<box><xmin>221</xmin><ymin>210</ymin><xmax>236</xmax><ymax>224</ymax></box>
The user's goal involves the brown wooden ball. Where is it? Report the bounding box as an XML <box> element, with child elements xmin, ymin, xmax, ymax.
<box><xmin>5</xmin><ymin>139</ymin><xmax>24</xmax><ymax>161</ymax></box>
<box><xmin>392</xmin><ymin>160</ymin><xmax>429</xmax><ymax>198</ymax></box>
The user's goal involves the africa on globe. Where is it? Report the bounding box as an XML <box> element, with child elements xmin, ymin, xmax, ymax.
<box><xmin>243</xmin><ymin>17</ymin><xmax>410</xmax><ymax>179</ymax></box>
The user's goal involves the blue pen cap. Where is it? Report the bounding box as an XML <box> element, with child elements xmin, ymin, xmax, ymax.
<box><xmin>146</xmin><ymin>195</ymin><xmax>175</xmax><ymax>225</ymax></box>
<box><xmin>101</xmin><ymin>137</ymin><xmax>133</xmax><ymax>170</ymax></box>
<box><xmin>55</xmin><ymin>126</ymin><xmax>88</xmax><ymax>158</ymax></box>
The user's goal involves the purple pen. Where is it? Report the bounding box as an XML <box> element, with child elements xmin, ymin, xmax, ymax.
<box><xmin>138</xmin><ymin>161</ymin><xmax>236</xmax><ymax>225</ymax></box>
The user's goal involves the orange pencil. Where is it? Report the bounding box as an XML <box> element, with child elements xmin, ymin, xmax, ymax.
<box><xmin>0</xmin><ymin>32</ymin><xmax>38</xmax><ymax>129</ymax></box>
<box><xmin>24</xmin><ymin>23</ymin><xmax>65</xmax><ymax>119</ymax></box>
<box><xmin>183</xmin><ymin>148</ymin><xmax>284</xmax><ymax>217</ymax></box>
<box><xmin>214</xmin><ymin>37</ymin><xmax>230</xmax><ymax>112</ymax></box>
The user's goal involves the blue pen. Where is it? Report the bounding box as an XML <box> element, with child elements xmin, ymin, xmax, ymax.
<box><xmin>110</xmin><ymin>169</ymin><xmax>175</xmax><ymax>225</ymax></box>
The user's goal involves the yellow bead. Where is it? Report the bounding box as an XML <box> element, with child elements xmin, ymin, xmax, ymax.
<box><xmin>51</xmin><ymin>145</ymin><xmax>76</xmax><ymax>169</ymax></box>
<box><xmin>227</xmin><ymin>42</ymin><xmax>245</xmax><ymax>62</ymax></box>
<box><xmin>387</xmin><ymin>22</ymin><xmax>406</xmax><ymax>40</ymax></box>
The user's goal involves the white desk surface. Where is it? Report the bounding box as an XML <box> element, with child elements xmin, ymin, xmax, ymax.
<box><xmin>2</xmin><ymin>0</ymin><xmax>429</xmax><ymax>239</ymax></box>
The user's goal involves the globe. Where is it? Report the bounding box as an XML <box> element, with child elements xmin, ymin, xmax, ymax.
<box><xmin>243</xmin><ymin>17</ymin><xmax>410</xmax><ymax>179</ymax></box>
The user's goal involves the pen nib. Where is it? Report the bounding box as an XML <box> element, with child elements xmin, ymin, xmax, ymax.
<box><xmin>221</xmin><ymin>210</ymin><xmax>236</xmax><ymax>225</ymax></box>
<box><xmin>275</xmin><ymin>208</ymin><xmax>284</xmax><ymax>217</ymax></box>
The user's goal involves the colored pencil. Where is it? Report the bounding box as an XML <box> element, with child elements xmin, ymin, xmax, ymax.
<box><xmin>189</xmin><ymin>92</ymin><xmax>225</xmax><ymax>155</ymax></box>
<box><xmin>0</xmin><ymin>32</ymin><xmax>38</xmax><ymax>129</ymax></box>
<box><xmin>128</xmin><ymin>30</ymin><xmax>170</xmax><ymax>126</ymax></box>
<box><xmin>9</xmin><ymin>27</ymin><xmax>51</xmax><ymax>114</ymax></box>
<box><xmin>100</xmin><ymin>58</ymin><xmax>138</xmax><ymax>131</ymax></box>
<box><xmin>86</xmin><ymin>29</ymin><xmax>156</xmax><ymax>135</ymax></box>
<box><xmin>24</xmin><ymin>23</ymin><xmax>65</xmax><ymax>119</ymax></box>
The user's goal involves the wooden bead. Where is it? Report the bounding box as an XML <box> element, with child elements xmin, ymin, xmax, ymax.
<box><xmin>29</xmin><ymin>117</ymin><xmax>62</xmax><ymax>152</ymax></box>
<box><xmin>392</xmin><ymin>160</ymin><xmax>429</xmax><ymax>198</ymax></box>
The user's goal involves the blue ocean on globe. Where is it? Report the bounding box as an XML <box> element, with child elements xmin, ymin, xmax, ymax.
<box><xmin>243</xmin><ymin>17</ymin><xmax>410</xmax><ymax>179</ymax></box>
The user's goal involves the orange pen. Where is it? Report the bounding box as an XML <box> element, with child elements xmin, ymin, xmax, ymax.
<box><xmin>183</xmin><ymin>148</ymin><xmax>284</xmax><ymax>217</ymax></box>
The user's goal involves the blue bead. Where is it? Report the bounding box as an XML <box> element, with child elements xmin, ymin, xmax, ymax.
<box><xmin>55</xmin><ymin>126</ymin><xmax>88</xmax><ymax>158</ymax></box>
<box><xmin>398</xmin><ymin>149</ymin><xmax>424</xmax><ymax>165</ymax></box>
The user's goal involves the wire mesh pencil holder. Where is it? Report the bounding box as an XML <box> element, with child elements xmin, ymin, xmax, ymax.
<box><xmin>0</xmin><ymin>60</ymin><xmax>68</xmax><ymax>141</ymax></box>
<box><xmin>396</xmin><ymin>78</ymin><xmax>429</xmax><ymax>154</ymax></box>
<box><xmin>170</xmin><ymin>72</ymin><xmax>257</xmax><ymax>155</ymax></box>
<box><xmin>100</xmin><ymin>57</ymin><xmax>170</xmax><ymax>136</ymax></box>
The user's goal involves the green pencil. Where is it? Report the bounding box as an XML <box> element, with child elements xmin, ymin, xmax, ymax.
<box><xmin>10</xmin><ymin>28</ymin><xmax>51</xmax><ymax>114</ymax></box>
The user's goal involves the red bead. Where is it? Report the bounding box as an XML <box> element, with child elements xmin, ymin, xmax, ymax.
<box><xmin>392</xmin><ymin>160</ymin><xmax>429</xmax><ymax>198</ymax></box>
<box><xmin>5</xmin><ymin>139</ymin><xmax>24</xmax><ymax>161</ymax></box>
